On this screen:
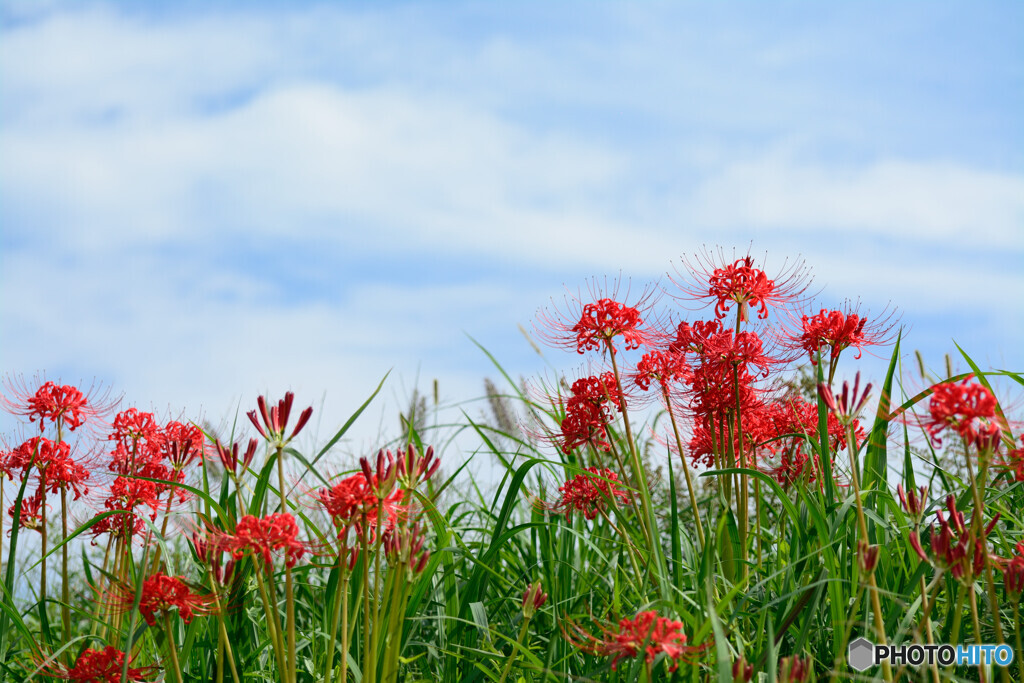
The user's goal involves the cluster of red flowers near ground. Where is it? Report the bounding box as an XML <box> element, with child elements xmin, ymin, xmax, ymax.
<box><xmin>41</xmin><ymin>646</ymin><xmax>155</xmax><ymax>682</ymax></box>
<box><xmin>567</xmin><ymin>610</ymin><xmax>706</xmax><ymax>672</ymax></box>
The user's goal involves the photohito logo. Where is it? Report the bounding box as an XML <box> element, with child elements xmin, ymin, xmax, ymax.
<box><xmin>848</xmin><ymin>637</ymin><xmax>1015</xmax><ymax>671</ymax></box>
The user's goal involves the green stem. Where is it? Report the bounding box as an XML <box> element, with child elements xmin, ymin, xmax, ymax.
<box><xmin>254</xmin><ymin>564</ymin><xmax>288</xmax><ymax>680</ymax></box>
<box><xmin>163</xmin><ymin>611</ymin><xmax>184</xmax><ymax>683</ymax></box>
<box><xmin>60</xmin><ymin>487</ymin><xmax>70</xmax><ymax>654</ymax></box>
<box><xmin>1012</xmin><ymin>601</ymin><xmax>1023</xmax><ymax>683</ymax></box>
<box><xmin>497</xmin><ymin>617</ymin><xmax>532</xmax><ymax>683</ymax></box>
<box><xmin>968</xmin><ymin>586</ymin><xmax>987</xmax><ymax>683</ymax></box>
<box><xmin>664</xmin><ymin>387</ymin><xmax>705</xmax><ymax>547</ymax></box>
<box><xmin>324</xmin><ymin>550</ymin><xmax>348</xmax><ymax>683</ymax></box>
<box><xmin>276</xmin><ymin>446</ymin><xmax>297</xmax><ymax>683</ymax></box>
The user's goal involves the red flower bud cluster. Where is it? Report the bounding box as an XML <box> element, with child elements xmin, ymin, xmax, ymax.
<box><xmin>521</xmin><ymin>581</ymin><xmax>547</xmax><ymax>619</ymax></box>
<box><xmin>247</xmin><ymin>392</ymin><xmax>313</xmax><ymax>446</ymax></box>
<box><xmin>382</xmin><ymin>521</ymin><xmax>430</xmax><ymax>574</ymax></box>
<box><xmin>999</xmin><ymin>542</ymin><xmax>1024</xmax><ymax>597</ymax></box>
<box><xmin>909</xmin><ymin>494</ymin><xmax>999</xmax><ymax>582</ymax></box>
<box><xmin>778</xmin><ymin>655</ymin><xmax>811</xmax><ymax>683</ymax></box>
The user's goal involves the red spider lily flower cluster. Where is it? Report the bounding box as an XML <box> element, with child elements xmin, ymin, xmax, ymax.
<box><xmin>3</xmin><ymin>436</ymin><xmax>90</xmax><ymax>532</ymax></box>
<box><xmin>107</xmin><ymin>572</ymin><xmax>213</xmax><ymax>626</ymax></box>
<box><xmin>220</xmin><ymin>512</ymin><xmax>306</xmax><ymax>569</ymax></box>
<box><xmin>707</xmin><ymin>257</ymin><xmax>777</xmax><ymax>321</ymax></box>
<box><xmin>544</xmin><ymin>467</ymin><xmax>632</xmax><ymax>522</ymax></box>
<box><xmin>24</xmin><ymin>382</ymin><xmax>88</xmax><ymax>432</ymax></box>
<box><xmin>2</xmin><ymin>377</ymin><xmax>116</xmax><ymax>435</ymax></box>
<box><xmin>633</xmin><ymin>349</ymin><xmax>692</xmax><ymax>393</ymax></box>
<box><xmin>999</xmin><ymin>542</ymin><xmax>1024</xmax><ymax>597</ymax></box>
<box><xmin>521</xmin><ymin>581</ymin><xmax>547</xmax><ymax>619</ymax></box>
<box><xmin>247</xmin><ymin>392</ymin><xmax>313</xmax><ymax>446</ymax></box>
<box><xmin>317</xmin><ymin>472</ymin><xmax>404</xmax><ymax>538</ymax></box>
<box><xmin>671</xmin><ymin>248</ymin><xmax>813</xmax><ymax>323</ymax></box>
<box><xmin>572</xmin><ymin>298</ymin><xmax>647</xmax><ymax>354</ymax></box>
<box><xmin>559</xmin><ymin>373</ymin><xmax>622</xmax><ymax>454</ymax></box>
<box><xmin>909</xmin><ymin>494</ymin><xmax>999</xmax><ymax>582</ymax></box>
<box><xmin>85</xmin><ymin>410</ymin><xmax>207</xmax><ymax>540</ymax></box>
<box><xmin>923</xmin><ymin>375</ymin><xmax>1000</xmax><ymax>447</ymax></box>
<box><xmin>795</xmin><ymin>309</ymin><xmax>867</xmax><ymax>365</ymax></box>
<box><xmin>40</xmin><ymin>645</ymin><xmax>156</xmax><ymax>682</ymax></box>
<box><xmin>568</xmin><ymin>610</ymin><xmax>707</xmax><ymax>672</ymax></box>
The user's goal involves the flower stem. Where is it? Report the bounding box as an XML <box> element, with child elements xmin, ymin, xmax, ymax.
<box><xmin>497</xmin><ymin>617</ymin><xmax>532</xmax><ymax>683</ymax></box>
<box><xmin>276</xmin><ymin>445</ymin><xmax>297</xmax><ymax>683</ymax></box>
<box><xmin>664</xmin><ymin>387</ymin><xmax>704</xmax><ymax>547</ymax></box>
<box><xmin>163</xmin><ymin>611</ymin><xmax>184</xmax><ymax>683</ymax></box>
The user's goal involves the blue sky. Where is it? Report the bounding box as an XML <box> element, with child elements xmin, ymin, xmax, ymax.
<box><xmin>1</xmin><ymin>1</ymin><xmax>1022</xmax><ymax>460</ymax></box>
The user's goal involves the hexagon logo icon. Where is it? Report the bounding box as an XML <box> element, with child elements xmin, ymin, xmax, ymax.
<box><xmin>848</xmin><ymin>637</ymin><xmax>876</xmax><ymax>672</ymax></box>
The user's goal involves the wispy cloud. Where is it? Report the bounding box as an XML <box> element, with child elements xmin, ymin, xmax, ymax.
<box><xmin>2</xmin><ymin>2</ymin><xmax>1021</xmax><ymax>451</ymax></box>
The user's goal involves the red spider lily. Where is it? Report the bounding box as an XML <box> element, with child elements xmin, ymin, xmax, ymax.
<box><xmin>247</xmin><ymin>392</ymin><xmax>313</xmax><ymax>446</ymax></box>
<box><xmin>161</xmin><ymin>421</ymin><xmax>205</xmax><ymax>470</ymax></box>
<box><xmin>25</xmin><ymin>382</ymin><xmax>87</xmax><ymax>431</ymax></box>
<box><xmin>106</xmin><ymin>572</ymin><xmax>214</xmax><ymax>626</ymax></box>
<box><xmin>559</xmin><ymin>373</ymin><xmax>623</xmax><ymax>454</ymax></box>
<box><xmin>567</xmin><ymin>610</ymin><xmax>708</xmax><ymax>672</ymax></box>
<box><xmin>86</xmin><ymin>476</ymin><xmax>163</xmax><ymax>540</ymax></box>
<box><xmin>633</xmin><ymin>349</ymin><xmax>692</xmax><ymax>392</ymax></box>
<box><xmin>394</xmin><ymin>443</ymin><xmax>441</xmax><ymax>489</ymax></box>
<box><xmin>571</xmin><ymin>298</ymin><xmax>646</xmax><ymax>355</ymax></box>
<box><xmin>732</xmin><ymin>656</ymin><xmax>754</xmax><ymax>683</ymax></box>
<box><xmin>671</xmin><ymin>247</ymin><xmax>813</xmax><ymax>323</ymax></box>
<box><xmin>922</xmin><ymin>375</ymin><xmax>1000</xmax><ymax>447</ymax></box>
<box><xmin>541</xmin><ymin>467</ymin><xmax>631</xmax><ymax>522</ymax></box>
<box><xmin>219</xmin><ymin>512</ymin><xmax>306</xmax><ymax>569</ymax></box>
<box><xmin>909</xmin><ymin>494</ymin><xmax>999</xmax><ymax>582</ymax></box>
<box><xmin>189</xmin><ymin>531</ymin><xmax>237</xmax><ymax>586</ymax></box>
<box><xmin>109</xmin><ymin>408</ymin><xmax>163</xmax><ymax>450</ymax></box>
<box><xmin>2</xmin><ymin>376</ymin><xmax>117</xmax><ymax>435</ymax></box>
<box><xmin>39</xmin><ymin>645</ymin><xmax>156</xmax><ymax>682</ymax></box>
<box><xmin>789</xmin><ymin>302</ymin><xmax>897</xmax><ymax>368</ymax></box>
<box><xmin>316</xmin><ymin>471</ymin><xmax>404</xmax><ymax>539</ymax></box>
<box><xmin>534</xmin><ymin>278</ymin><xmax>663</xmax><ymax>356</ymax></box>
<box><xmin>5</xmin><ymin>437</ymin><xmax>91</xmax><ymax>500</ymax></box>
<box><xmin>999</xmin><ymin>542</ymin><xmax>1024</xmax><ymax>596</ymax></box>
<box><xmin>8</xmin><ymin>491</ymin><xmax>45</xmax><ymax>532</ymax></box>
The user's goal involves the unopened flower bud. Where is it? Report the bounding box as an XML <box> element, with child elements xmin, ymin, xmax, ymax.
<box><xmin>858</xmin><ymin>540</ymin><xmax>879</xmax><ymax>573</ymax></box>
<box><xmin>521</xmin><ymin>581</ymin><xmax>547</xmax><ymax>619</ymax></box>
<box><xmin>732</xmin><ymin>656</ymin><xmax>753</xmax><ymax>683</ymax></box>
